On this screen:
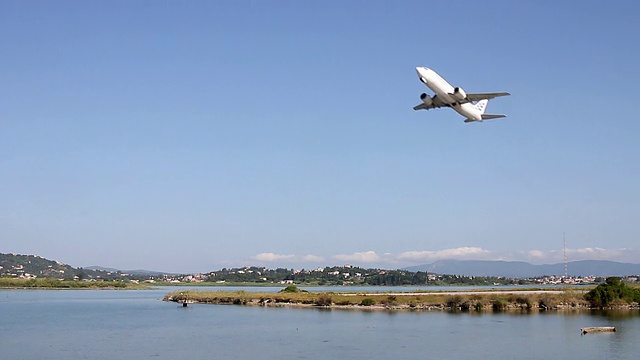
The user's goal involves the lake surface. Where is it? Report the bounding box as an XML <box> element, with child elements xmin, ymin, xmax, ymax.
<box><xmin>1</xmin><ymin>288</ymin><xmax>638</xmax><ymax>359</ymax></box>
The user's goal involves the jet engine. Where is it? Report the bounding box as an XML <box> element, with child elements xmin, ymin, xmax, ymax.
<box><xmin>420</xmin><ymin>93</ymin><xmax>433</xmax><ymax>106</ymax></box>
<box><xmin>452</xmin><ymin>87</ymin><xmax>467</xmax><ymax>101</ymax></box>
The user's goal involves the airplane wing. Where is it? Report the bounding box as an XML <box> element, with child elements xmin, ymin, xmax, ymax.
<box><xmin>413</xmin><ymin>103</ymin><xmax>435</xmax><ymax>110</ymax></box>
<box><xmin>413</xmin><ymin>94</ymin><xmax>448</xmax><ymax>111</ymax></box>
<box><xmin>465</xmin><ymin>92</ymin><xmax>510</xmax><ymax>102</ymax></box>
<box><xmin>416</xmin><ymin>92</ymin><xmax>510</xmax><ymax>109</ymax></box>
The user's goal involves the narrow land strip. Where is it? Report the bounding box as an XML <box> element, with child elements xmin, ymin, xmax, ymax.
<box><xmin>163</xmin><ymin>288</ymin><xmax>625</xmax><ymax>311</ymax></box>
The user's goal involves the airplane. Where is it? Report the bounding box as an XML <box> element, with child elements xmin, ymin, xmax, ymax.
<box><xmin>413</xmin><ymin>67</ymin><xmax>510</xmax><ymax>123</ymax></box>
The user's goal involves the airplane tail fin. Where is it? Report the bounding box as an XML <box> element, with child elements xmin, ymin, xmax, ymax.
<box><xmin>474</xmin><ymin>99</ymin><xmax>489</xmax><ymax>114</ymax></box>
<box><xmin>474</xmin><ymin>99</ymin><xmax>506</xmax><ymax>120</ymax></box>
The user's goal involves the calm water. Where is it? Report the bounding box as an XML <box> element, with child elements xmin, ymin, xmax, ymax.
<box><xmin>1</xmin><ymin>288</ymin><xmax>638</xmax><ymax>360</ymax></box>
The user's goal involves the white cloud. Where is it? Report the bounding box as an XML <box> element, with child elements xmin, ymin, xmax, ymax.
<box><xmin>251</xmin><ymin>253</ymin><xmax>295</xmax><ymax>262</ymax></box>
<box><xmin>528</xmin><ymin>250</ymin><xmax>545</xmax><ymax>258</ymax></box>
<box><xmin>332</xmin><ymin>251</ymin><xmax>380</xmax><ymax>263</ymax></box>
<box><xmin>301</xmin><ymin>254</ymin><xmax>325</xmax><ymax>262</ymax></box>
<box><xmin>568</xmin><ymin>247</ymin><xmax>634</xmax><ymax>261</ymax></box>
<box><xmin>250</xmin><ymin>247</ymin><xmax>640</xmax><ymax>267</ymax></box>
<box><xmin>515</xmin><ymin>247</ymin><xmax>640</xmax><ymax>264</ymax></box>
<box><xmin>397</xmin><ymin>247</ymin><xmax>491</xmax><ymax>262</ymax></box>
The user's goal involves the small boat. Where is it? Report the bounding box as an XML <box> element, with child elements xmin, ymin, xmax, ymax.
<box><xmin>581</xmin><ymin>326</ymin><xmax>616</xmax><ymax>334</ymax></box>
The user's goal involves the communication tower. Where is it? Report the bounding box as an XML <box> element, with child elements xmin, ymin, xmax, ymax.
<box><xmin>563</xmin><ymin>232</ymin><xmax>568</xmax><ymax>280</ymax></box>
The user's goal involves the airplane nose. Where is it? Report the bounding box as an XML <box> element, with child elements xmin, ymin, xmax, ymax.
<box><xmin>415</xmin><ymin>66</ymin><xmax>429</xmax><ymax>78</ymax></box>
<box><xmin>416</xmin><ymin>67</ymin><xmax>429</xmax><ymax>83</ymax></box>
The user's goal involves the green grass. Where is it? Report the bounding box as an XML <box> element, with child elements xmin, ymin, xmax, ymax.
<box><xmin>0</xmin><ymin>278</ymin><xmax>146</xmax><ymax>289</ymax></box>
<box><xmin>153</xmin><ymin>281</ymin><xmax>283</xmax><ymax>287</ymax></box>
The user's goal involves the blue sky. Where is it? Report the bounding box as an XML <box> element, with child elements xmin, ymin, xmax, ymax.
<box><xmin>2</xmin><ymin>1</ymin><xmax>639</xmax><ymax>273</ymax></box>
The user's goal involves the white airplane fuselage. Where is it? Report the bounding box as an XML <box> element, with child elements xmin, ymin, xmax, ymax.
<box><xmin>416</xmin><ymin>67</ymin><xmax>483</xmax><ymax>121</ymax></box>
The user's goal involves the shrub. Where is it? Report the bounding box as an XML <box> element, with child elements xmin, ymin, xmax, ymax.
<box><xmin>360</xmin><ymin>298</ymin><xmax>376</xmax><ymax>306</ymax></box>
<box><xmin>492</xmin><ymin>299</ymin><xmax>506</xmax><ymax>311</ymax></box>
<box><xmin>515</xmin><ymin>296</ymin><xmax>532</xmax><ymax>309</ymax></box>
<box><xmin>315</xmin><ymin>294</ymin><xmax>332</xmax><ymax>306</ymax></box>
<box><xmin>538</xmin><ymin>297</ymin><xmax>557</xmax><ymax>310</ymax></box>
<box><xmin>446</xmin><ymin>295</ymin><xmax>463</xmax><ymax>309</ymax></box>
<box><xmin>381</xmin><ymin>295</ymin><xmax>398</xmax><ymax>306</ymax></box>
<box><xmin>474</xmin><ymin>302</ymin><xmax>484</xmax><ymax>311</ymax></box>
<box><xmin>459</xmin><ymin>301</ymin><xmax>471</xmax><ymax>311</ymax></box>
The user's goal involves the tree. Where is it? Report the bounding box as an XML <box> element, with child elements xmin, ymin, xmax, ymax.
<box><xmin>279</xmin><ymin>284</ymin><xmax>307</xmax><ymax>293</ymax></box>
<box><xmin>585</xmin><ymin>276</ymin><xmax>640</xmax><ymax>307</ymax></box>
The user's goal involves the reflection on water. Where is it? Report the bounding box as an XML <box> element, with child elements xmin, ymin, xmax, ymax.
<box><xmin>1</xmin><ymin>289</ymin><xmax>638</xmax><ymax>360</ymax></box>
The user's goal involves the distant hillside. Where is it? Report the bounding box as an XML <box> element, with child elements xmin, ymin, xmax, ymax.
<box><xmin>1</xmin><ymin>253</ymin><xmax>179</xmax><ymax>280</ymax></box>
<box><xmin>1</xmin><ymin>253</ymin><xmax>76</xmax><ymax>278</ymax></box>
<box><xmin>405</xmin><ymin>260</ymin><xmax>640</xmax><ymax>278</ymax></box>
<box><xmin>85</xmin><ymin>266</ymin><xmax>119</xmax><ymax>272</ymax></box>
<box><xmin>85</xmin><ymin>266</ymin><xmax>177</xmax><ymax>276</ymax></box>
<box><xmin>0</xmin><ymin>253</ymin><xmax>127</xmax><ymax>280</ymax></box>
